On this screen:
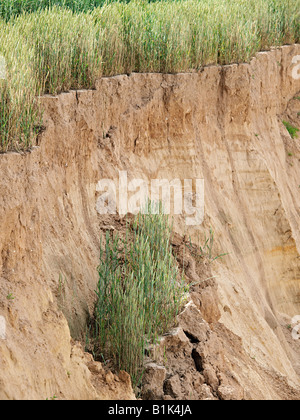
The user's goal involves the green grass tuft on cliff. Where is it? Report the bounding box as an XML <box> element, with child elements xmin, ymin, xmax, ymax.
<box><xmin>0</xmin><ymin>0</ymin><xmax>299</xmax><ymax>151</ymax></box>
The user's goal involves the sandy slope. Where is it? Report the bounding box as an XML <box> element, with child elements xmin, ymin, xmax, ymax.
<box><xmin>0</xmin><ymin>44</ymin><xmax>300</xmax><ymax>399</ymax></box>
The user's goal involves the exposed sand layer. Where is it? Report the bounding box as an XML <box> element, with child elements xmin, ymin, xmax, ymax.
<box><xmin>0</xmin><ymin>45</ymin><xmax>300</xmax><ymax>399</ymax></box>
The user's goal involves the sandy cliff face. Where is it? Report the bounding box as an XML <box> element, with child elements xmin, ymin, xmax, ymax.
<box><xmin>0</xmin><ymin>45</ymin><xmax>300</xmax><ymax>400</ymax></box>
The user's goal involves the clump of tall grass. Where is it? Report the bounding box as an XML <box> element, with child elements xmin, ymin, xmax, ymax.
<box><xmin>0</xmin><ymin>6</ymin><xmax>103</xmax><ymax>151</ymax></box>
<box><xmin>0</xmin><ymin>0</ymin><xmax>109</xmax><ymax>21</ymax></box>
<box><xmin>0</xmin><ymin>0</ymin><xmax>299</xmax><ymax>151</ymax></box>
<box><xmin>94</xmin><ymin>205</ymin><xmax>187</xmax><ymax>387</ymax></box>
<box><xmin>0</xmin><ymin>20</ymin><xmax>42</xmax><ymax>151</ymax></box>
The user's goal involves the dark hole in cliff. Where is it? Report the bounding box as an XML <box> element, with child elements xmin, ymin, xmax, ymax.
<box><xmin>192</xmin><ymin>349</ymin><xmax>203</xmax><ymax>372</ymax></box>
<box><xmin>184</xmin><ymin>330</ymin><xmax>200</xmax><ymax>344</ymax></box>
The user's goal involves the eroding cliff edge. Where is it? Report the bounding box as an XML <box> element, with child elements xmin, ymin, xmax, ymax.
<box><xmin>0</xmin><ymin>45</ymin><xmax>300</xmax><ymax>399</ymax></box>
